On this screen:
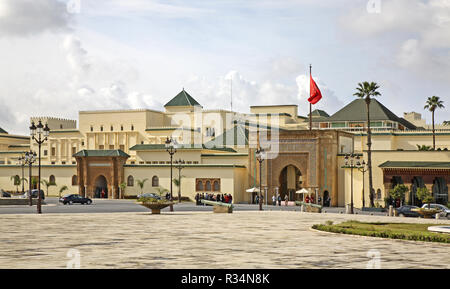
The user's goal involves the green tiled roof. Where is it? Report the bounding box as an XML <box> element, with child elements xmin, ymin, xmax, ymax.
<box><xmin>164</xmin><ymin>89</ymin><xmax>202</xmax><ymax>107</ymax></box>
<box><xmin>326</xmin><ymin>99</ymin><xmax>416</xmax><ymax>129</ymax></box>
<box><xmin>73</xmin><ymin>150</ymin><xmax>130</xmax><ymax>157</ymax></box>
<box><xmin>0</xmin><ymin>127</ymin><xmax>8</xmax><ymax>134</ymax></box>
<box><xmin>379</xmin><ymin>161</ymin><xmax>450</xmax><ymax>169</ymax></box>
<box><xmin>129</xmin><ymin>144</ymin><xmax>237</xmax><ymax>153</ymax></box>
<box><xmin>309</xmin><ymin>109</ymin><xmax>329</xmax><ymax>117</ymax></box>
<box><xmin>205</xmin><ymin>124</ymin><xmax>249</xmax><ymax>147</ymax></box>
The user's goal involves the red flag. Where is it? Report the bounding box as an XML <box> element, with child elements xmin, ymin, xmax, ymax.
<box><xmin>308</xmin><ymin>75</ymin><xmax>322</xmax><ymax>104</ymax></box>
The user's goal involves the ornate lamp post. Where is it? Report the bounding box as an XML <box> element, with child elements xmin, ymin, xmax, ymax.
<box><xmin>24</xmin><ymin>150</ymin><xmax>36</xmax><ymax>206</ymax></box>
<box><xmin>30</xmin><ymin>120</ymin><xmax>50</xmax><ymax>214</ymax></box>
<box><xmin>344</xmin><ymin>154</ymin><xmax>365</xmax><ymax>214</ymax></box>
<box><xmin>165</xmin><ymin>137</ymin><xmax>177</xmax><ymax>212</ymax></box>
<box><xmin>356</xmin><ymin>157</ymin><xmax>368</xmax><ymax>208</ymax></box>
<box><xmin>174</xmin><ymin>159</ymin><xmax>185</xmax><ymax>203</ymax></box>
<box><xmin>255</xmin><ymin>147</ymin><xmax>265</xmax><ymax>211</ymax></box>
<box><xmin>18</xmin><ymin>155</ymin><xmax>26</xmax><ymax>194</ymax></box>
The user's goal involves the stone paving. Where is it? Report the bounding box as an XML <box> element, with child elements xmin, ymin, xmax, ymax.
<box><xmin>0</xmin><ymin>211</ymin><xmax>449</xmax><ymax>269</ymax></box>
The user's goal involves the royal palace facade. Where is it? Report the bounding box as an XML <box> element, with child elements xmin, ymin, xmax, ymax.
<box><xmin>1</xmin><ymin>89</ymin><xmax>449</xmax><ymax>207</ymax></box>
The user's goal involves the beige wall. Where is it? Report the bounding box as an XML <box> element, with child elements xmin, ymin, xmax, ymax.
<box><xmin>0</xmin><ymin>166</ymin><xmax>77</xmax><ymax>196</ymax></box>
<box><xmin>122</xmin><ymin>166</ymin><xmax>244</xmax><ymax>202</ymax></box>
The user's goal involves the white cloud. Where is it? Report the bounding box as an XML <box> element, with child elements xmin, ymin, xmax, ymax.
<box><xmin>340</xmin><ymin>0</ymin><xmax>450</xmax><ymax>79</ymax></box>
<box><xmin>0</xmin><ymin>0</ymin><xmax>71</xmax><ymax>36</ymax></box>
<box><xmin>185</xmin><ymin>68</ymin><xmax>343</xmax><ymax>117</ymax></box>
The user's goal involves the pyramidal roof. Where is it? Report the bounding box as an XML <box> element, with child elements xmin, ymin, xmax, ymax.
<box><xmin>164</xmin><ymin>89</ymin><xmax>202</xmax><ymax>107</ymax></box>
<box><xmin>0</xmin><ymin>127</ymin><xmax>7</xmax><ymax>134</ymax></box>
<box><xmin>326</xmin><ymin>99</ymin><xmax>416</xmax><ymax>129</ymax></box>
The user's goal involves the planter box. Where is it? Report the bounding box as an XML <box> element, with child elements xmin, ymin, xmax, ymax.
<box><xmin>213</xmin><ymin>205</ymin><xmax>233</xmax><ymax>214</ymax></box>
<box><xmin>0</xmin><ymin>198</ymin><xmax>43</xmax><ymax>206</ymax></box>
<box><xmin>139</xmin><ymin>202</ymin><xmax>173</xmax><ymax>214</ymax></box>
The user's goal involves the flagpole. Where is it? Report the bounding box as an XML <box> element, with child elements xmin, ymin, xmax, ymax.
<box><xmin>309</xmin><ymin>64</ymin><xmax>312</xmax><ymax>131</ymax></box>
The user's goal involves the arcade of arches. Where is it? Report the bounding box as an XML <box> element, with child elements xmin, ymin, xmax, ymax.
<box><xmin>383</xmin><ymin>168</ymin><xmax>449</xmax><ymax>206</ymax></box>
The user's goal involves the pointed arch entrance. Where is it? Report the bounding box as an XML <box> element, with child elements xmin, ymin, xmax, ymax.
<box><xmin>279</xmin><ymin>165</ymin><xmax>302</xmax><ymax>201</ymax></box>
<box><xmin>94</xmin><ymin>175</ymin><xmax>108</xmax><ymax>198</ymax></box>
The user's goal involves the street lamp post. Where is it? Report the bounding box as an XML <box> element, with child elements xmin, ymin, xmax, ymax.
<box><xmin>344</xmin><ymin>154</ymin><xmax>365</xmax><ymax>214</ymax></box>
<box><xmin>255</xmin><ymin>147</ymin><xmax>265</xmax><ymax>211</ymax></box>
<box><xmin>174</xmin><ymin>159</ymin><xmax>185</xmax><ymax>203</ymax></box>
<box><xmin>165</xmin><ymin>137</ymin><xmax>177</xmax><ymax>212</ymax></box>
<box><xmin>357</xmin><ymin>158</ymin><xmax>368</xmax><ymax>208</ymax></box>
<box><xmin>24</xmin><ymin>150</ymin><xmax>36</xmax><ymax>206</ymax></box>
<box><xmin>30</xmin><ymin>120</ymin><xmax>50</xmax><ymax>214</ymax></box>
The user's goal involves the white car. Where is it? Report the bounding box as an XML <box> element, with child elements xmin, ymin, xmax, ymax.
<box><xmin>421</xmin><ymin>204</ymin><xmax>450</xmax><ymax>218</ymax></box>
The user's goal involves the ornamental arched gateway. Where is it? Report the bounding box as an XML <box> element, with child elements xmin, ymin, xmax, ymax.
<box><xmin>74</xmin><ymin>150</ymin><xmax>129</xmax><ymax>199</ymax></box>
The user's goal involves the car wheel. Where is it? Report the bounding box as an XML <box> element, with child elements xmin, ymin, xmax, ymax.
<box><xmin>87</xmin><ymin>200</ymin><xmax>92</xmax><ymax>205</ymax></box>
<box><xmin>399</xmin><ymin>213</ymin><xmax>405</xmax><ymax>217</ymax></box>
<box><xmin>69</xmin><ymin>201</ymin><xmax>73</xmax><ymax>205</ymax></box>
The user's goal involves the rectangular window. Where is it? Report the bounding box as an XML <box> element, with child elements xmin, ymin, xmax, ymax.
<box><xmin>119</xmin><ymin>145</ymin><xmax>125</xmax><ymax>151</ymax></box>
<box><xmin>99</xmin><ymin>145</ymin><xmax>104</xmax><ymax>150</ymax></box>
<box><xmin>109</xmin><ymin>145</ymin><xmax>114</xmax><ymax>149</ymax></box>
<box><xmin>51</xmin><ymin>147</ymin><xmax>56</xmax><ymax>156</ymax></box>
<box><xmin>44</xmin><ymin>150</ymin><xmax>48</xmax><ymax>156</ymax></box>
<box><xmin>72</xmin><ymin>147</ymin><xmax>76</xmax><ymax>155</ymax></box>
<box><xmin>331</xmin><ymin>122</ymin><xmax>346</xmax><ymax>128</ymax></box>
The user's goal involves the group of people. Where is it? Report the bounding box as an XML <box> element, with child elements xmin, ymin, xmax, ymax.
<box><xmin>271</xmin><ymin>194</ymin><xmax>289</xmax><ymax>206</ymax></box>
<box><xmin>195</xmin><ymin>193</ymin><xmax>233</xmax><ymax>205</ymax></box>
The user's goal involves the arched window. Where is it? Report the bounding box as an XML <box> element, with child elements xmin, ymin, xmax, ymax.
<box><xmin>127</xmin><ymin>175</ymin><xmax>134</xmax><ymax>187</ymax></box>
<box><xmin>72</xmin><ymin>175</ymin><xmax>78</xmax><ymax>186</ymax></box>
<box><xmin>152</xmin><ymin>176</ymin><xmax>159</xmax><ymax>187</ymax></box>
<box><xmin>205</xmin><ymin>181</ymin><xmax>211</xmax><ymax>191</ymax></box>
<box><xmin>213</xmin><ymin>181</ymin><xmax>220</xmax><ymax>192</ymax></box>
<box><xmin>49</xmin><ymin>175</ymin><xmax>56</xmax><ymax>185</ymax></box>
<box><xmin>376</xmin><ymin>189</ymin><xmax>382</xmax><ymax>200</ymax></box>
<box><xmin>196</xmin><ymin>181</ymin><xmax>203</xmax><ymax>191</ymax></box>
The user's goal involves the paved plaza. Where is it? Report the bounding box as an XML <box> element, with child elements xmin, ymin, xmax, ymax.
<box><xmin>0</xmin><ymin>210</ymin><xmax>449</xmax><ymax>269</ymax></box>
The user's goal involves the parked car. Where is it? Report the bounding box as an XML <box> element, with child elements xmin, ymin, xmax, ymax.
<box><xmin>395</xmin><ymin>205</ymin><xmax>420</xmax><ymax>217</ymax></box>
<box><xmin>1</xmin><ymin>190</ymin><xmax>11</xmax><ymax>198</ymax></box>
<box><xmin>137</xmin><ymin>193</ymin><xmax>161</xmax><ymax>200</ymax></box>
<box><xmin>22</xmin><ymin>189</ymin><xmax>45</xmax><ymax>200</ymax></box>
<box><xmin>421</xmin><ymin>204</ymin><xmax>450</xmax><ymax>218</ymax></box>
<box><xmin>59</xmin><ymin>194</ymin><xmax>92</xmax><ymax>205</ymax></box>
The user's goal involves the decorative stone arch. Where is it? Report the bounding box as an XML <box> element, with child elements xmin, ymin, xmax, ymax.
<box><xmin>72</xmin><ymin>175</ymin><xmax>78</xmax><ymax>186</ymax></box>
<box><xmin>152</xmin><ymin>175</ymin><xmax>159</xmax><ymax>187</ymax></box>
<box><xmin>49</xmin><ymin>175</ymin><xmax>56</xmax><ymax>185</ymax></box>
<box><xmin>127</xmin><ymin>175</ymin><xmax>134</xmax><ymax>187</ymax></box>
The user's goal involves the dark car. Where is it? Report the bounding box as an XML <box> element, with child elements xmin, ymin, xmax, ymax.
<box><xmin>395</xmin><ymin>205</ymin><xmax>420</xmax><ymax>217</ymax></box>
<box><xmin>24</xmin><ymin>189</ymin><xmax>45</xmax><ymax>200</ymax></box>
<box><xmin>59</xmin><ymin>194</ymin><xmax>92</xmax><ymax>205</ymax></box>
<box><xmin>1</xmin><ymin>190</ymin><xmax>11</xmax><ymax>198</ymax></box>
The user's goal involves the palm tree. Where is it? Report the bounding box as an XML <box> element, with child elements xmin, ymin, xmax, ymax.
<box><xmin>136</xmin><ymin>178</ymin><xmax>148</xmax><ymax>195</ymax></box>
<box><xmin>10</xmin><ymin>175</ymin><xmax>20</xmax><ymax>193</ymax></box>
<box><xmin>119</xmin><ymin>182</ymin><xmax>127</xmax><ymax>199</ymax></box>
<box><xmin>354</xmin><ymin>81</ymin><xmax>381</xmax><ymax>208</ymax></box>
<box><xmin>59</xmin><ymin>185</ymin><xmax>68</xmax><ymax>198</ymax></box>
<box><xmin>41</xmin><ymin>179</ymin><xmax>56</xmax><ymax>197</ymax></box>
<box><xmin>424</xmin><ymin>96</ymin><xmax>445</xmax><ymax>150</ymax></box>
<box><xmin>154</xmin><ymin>187</ymin><xmax>169</xmax><ymax>198</ymax></box>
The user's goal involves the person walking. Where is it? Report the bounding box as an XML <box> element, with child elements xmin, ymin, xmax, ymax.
<box><xmin>284</xmin><ymin>194</ymin><xmax>288</xmax><ymax>206</ymax></box>
<box><xmin>272</xmin><ymin>195</ymin><xmax>276</xmax><ymax>206</ymax></box>
<box><xmin>278</xmin><ymin>195</ymin><xmax>282</xmax><ymax>206</ymax></box>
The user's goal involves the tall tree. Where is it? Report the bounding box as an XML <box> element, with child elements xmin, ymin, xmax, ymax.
<box><xmin>354</xmin><ymin>82</ymin><xmax>381</xmax><ymax>208</ymax></box>
<box><xmin>424</xmin><ymin>96</ymin><xmax>445</xmax><ymax>150</ymax></box>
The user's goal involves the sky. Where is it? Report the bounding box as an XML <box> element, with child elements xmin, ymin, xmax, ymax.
<box><xmin>0</xmin><ymin>0</ymin><xmax>449</xmax><ymax>134</ymax></box>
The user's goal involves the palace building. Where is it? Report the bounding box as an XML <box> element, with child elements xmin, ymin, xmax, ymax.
<box><xmin>0</xmin><ymin>89</ymin><xmax>449</xmax><ymax>207</ymax></box>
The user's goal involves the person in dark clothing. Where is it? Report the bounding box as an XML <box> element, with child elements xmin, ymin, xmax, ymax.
<box><xmin>277</xmin><ymin>195</ymin><xmax>282</xmax><ymax>206</ymax></box>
